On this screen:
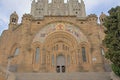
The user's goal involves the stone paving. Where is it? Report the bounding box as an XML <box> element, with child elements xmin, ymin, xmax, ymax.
<box><xmin>15</xmin><ymin>72</ymin><xmax>111</xmax><ymax>80</ymax></box>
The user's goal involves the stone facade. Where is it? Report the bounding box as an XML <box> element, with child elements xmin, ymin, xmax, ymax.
<box><xmin>0</xmin><ymin>0</ymin><xmax>110</xmax><ymax>74</ymax></box>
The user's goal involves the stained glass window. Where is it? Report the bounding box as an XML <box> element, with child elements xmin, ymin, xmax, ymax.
<box><xmin>82</xmin><ymin>47</ymin><xmax>87</xmax><ymax>62</ymax></box>
<box><xmin>35</xmin><ymin>47</ymin><xmax>40</xmax><ymax>63</ymax></box>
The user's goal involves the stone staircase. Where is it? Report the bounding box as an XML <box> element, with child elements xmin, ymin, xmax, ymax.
<box><xmin>15</xmin><ymin>72</ymin><xmax>111</xmax><ymax>80</ymax></box>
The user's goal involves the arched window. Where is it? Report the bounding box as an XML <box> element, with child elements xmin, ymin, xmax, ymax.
<box><xmin>82</xmin><ymin>47</ymin><xmax>87</xmax><ymax>62</ymax></box>
<box><xmin>14</xmin><ymin>48</ymin><xmax>19</xmax><ymax>56</ymax></box>
<box><xmin>35</xmin><ymin>47</ymin><xmax>40</xmax><ymax>63</ymax></box>
<box><xmin>101</xmin><ymin>48</ymin><xmax>105</xmax><ymax>56</ymax></box>
<box><xmin>12</xmin><ymin>18</ymin><xmax>16</xmax><ymax>23</ymax></box>
<box><xmin>52</xmin><ymin>54</ymin><xmax>54</xmax><ymax>66</ymax></box>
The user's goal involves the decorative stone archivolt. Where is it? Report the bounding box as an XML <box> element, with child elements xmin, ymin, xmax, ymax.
<box><xmin>31</xmin><ymin>41</ymin><xmax>41</xmax><ymax>48</ymax></box>
<box><xmin>33</xmin><ymin>22</ymin><xmax>88</xmax><ymax>43</ymax></box>
<box><xmin>9</xmin><ymin>43</ymin><xmax>21</xmax><ymax>65</ymax></box>
<box><xmin>31</xmin><ymin>41</ymin><xmax>41</xmax><ymax>64</ymax></box>
<box><xmin>44</xmin><ymin>31</ymin><xmax>78</xmax><ymax>50</ymax></box>
<box><xmin>10</xmin><ymin>43</ymin><xmax>20</xmax><ymax>56</ymax></box>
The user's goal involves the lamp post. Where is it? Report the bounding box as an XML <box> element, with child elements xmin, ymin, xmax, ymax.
<box><xmin>6</xmin><ymin>55</ymin><xmax>14</xmax><ymax>80</ymax></box>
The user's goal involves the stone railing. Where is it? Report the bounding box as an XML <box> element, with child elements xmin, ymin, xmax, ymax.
<box><xmin>111</xmin><ymin>72</ymin><xmax>120</xmax><ymax>80</ymax></box>
<box><xmin>0</xmin><ymin>65</ymin><xmax>16</xmax><ymax>80</ymax></box>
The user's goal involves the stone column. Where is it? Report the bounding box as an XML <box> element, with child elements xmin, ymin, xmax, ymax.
<box><xmin>41</xmin><ymin>48</ymin><xmax>46</xmax><ymax>72</ymax></box>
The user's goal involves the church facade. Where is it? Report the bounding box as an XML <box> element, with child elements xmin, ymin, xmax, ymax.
<box><xmin>0</xmin><ymin>0</ymin><xmax>111</xmax><ymax>79</ymax></box>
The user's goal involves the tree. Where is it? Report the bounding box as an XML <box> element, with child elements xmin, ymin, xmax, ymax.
<box><xmin>104</xmin><ymin>6</ymin><xmax>120</xmax><ymax>77</ymax></box>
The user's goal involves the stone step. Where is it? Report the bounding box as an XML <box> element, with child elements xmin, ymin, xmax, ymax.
<box><xmin>15</xmin><ymin>72</ymin><xmax>111</xmax><ymax>80</ymax></box>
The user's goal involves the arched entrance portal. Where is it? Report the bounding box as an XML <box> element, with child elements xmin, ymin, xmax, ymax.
<box><xmin>44</xmin><ymin>31</ymin><xmax>78</xmax><ymax>72</ymax></box>
<box><xmin>56</xmin><ymin>55</ymin><xmax>65</xmax><ymax>73</ymax></box>
<box><xmin>32</xmin><ymin>22</ymin><xmax>90</xmax><ymax>72</ymax></box>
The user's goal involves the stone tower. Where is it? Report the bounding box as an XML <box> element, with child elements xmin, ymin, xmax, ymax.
<box><xmin>81</xmin><ymin>0</ymin><xmax>86</xmax><ymax>17</ymax></box>
<box><xmin>99</xmin><ymin>12</ymin><xmax>106</xmax><ymax>25</ymax></box>
<box><xmin>9</xmin><ymin>11</ymin><xmax>19</xmax><ymax>30</ymax></box>
<box><xmin>31</xmin><ymin>0</ymin><xmax>86</xmax><ymax>19</ymax></box>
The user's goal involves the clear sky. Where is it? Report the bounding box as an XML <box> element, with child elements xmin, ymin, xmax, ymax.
<box><xmin>0</xmin><ymin>0</ymin><xmax>120</xmax><ymax>35</ymax></box>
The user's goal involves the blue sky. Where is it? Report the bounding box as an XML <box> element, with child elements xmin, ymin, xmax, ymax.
<box><xmin>0</xmin><ymin>0</ymin><xmax>120</xmax><ymax>35</ymax></box>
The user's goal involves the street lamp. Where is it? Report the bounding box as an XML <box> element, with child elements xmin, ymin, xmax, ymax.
<box><xmin>6</xmin><ymin>55</ymin><xmax>14</xmax><ymax>80</ymax></box>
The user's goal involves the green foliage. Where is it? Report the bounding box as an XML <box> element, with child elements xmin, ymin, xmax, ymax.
<box><xmin>112</xmin><ymin>64</ymin><xmax>120</xmax><ymax>76</ymax></box>
<box><xmin>103</xmin><ymin>6</ymin><xmax>120</xmax><ymax>77</ymax></box>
